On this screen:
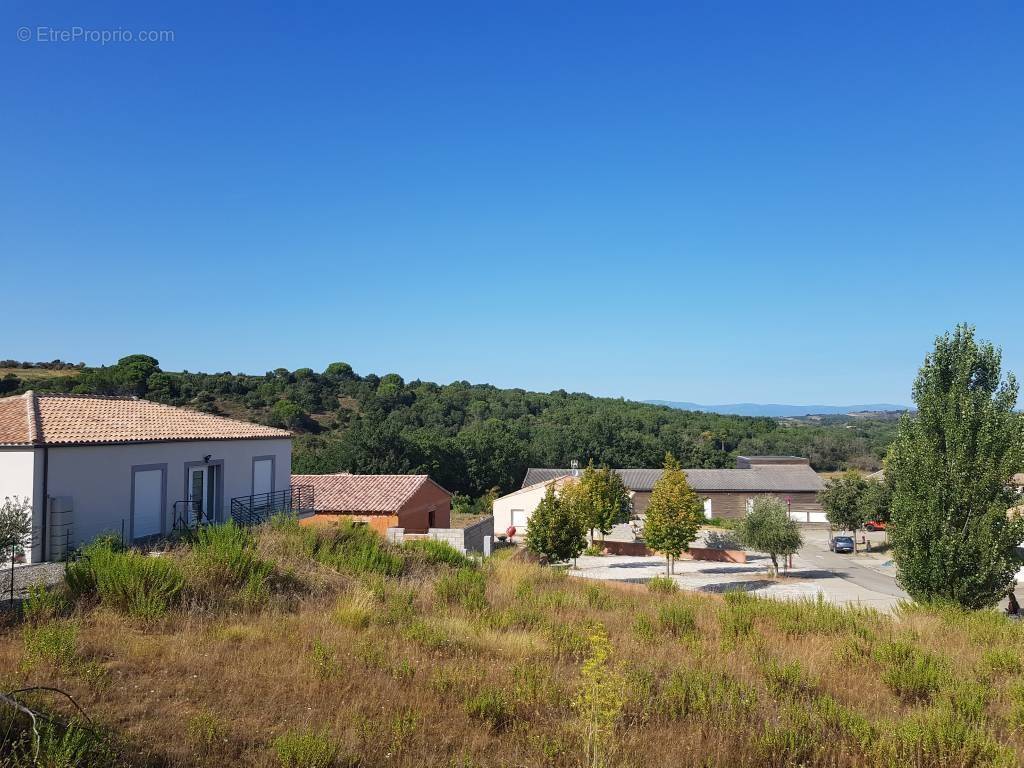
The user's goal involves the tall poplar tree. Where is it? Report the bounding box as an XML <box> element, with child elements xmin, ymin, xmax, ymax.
<box><xmin>888</xmin><ymin>325</ymin><xmax>1024</xmax><ymax>608</ymax></box>
<box><xmin>641</xmin><ymin>453</ymin><xmax>704</xmax><ymax>575</ymax></box>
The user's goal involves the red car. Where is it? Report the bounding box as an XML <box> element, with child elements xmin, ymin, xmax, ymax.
<box><xmin>864</xmin><ymin>520</ymin><xmax>887</xmax><ymax>532</ymax></box>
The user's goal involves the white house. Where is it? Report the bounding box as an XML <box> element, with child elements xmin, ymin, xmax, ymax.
<box><xmin>0</xmin><ymin>392</ymin><xmax>293</xmax><ymax>562</ymax></box>
<box><xmin>492</xmin><ymin>475</ymin><xmax>577</xmax><ymax>538</ymax></box>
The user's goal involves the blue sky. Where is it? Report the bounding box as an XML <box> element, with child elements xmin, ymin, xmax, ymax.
<box><xmin>3</xmin><ymin>2</ymin><xmax>1022</xmax><ymax>405</ymax></box>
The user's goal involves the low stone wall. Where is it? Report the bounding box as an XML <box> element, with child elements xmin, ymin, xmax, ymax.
<box><xmin>600</xmin><ymin>540</ymin><xmax>746</xmax><ymax>563</ymax></box>
<box><xmin>388</xmin><ymin>515</ymin><xmax>495</xmax><ymax>554</ymax></box>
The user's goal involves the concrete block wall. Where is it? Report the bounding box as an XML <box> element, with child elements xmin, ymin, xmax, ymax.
<box><xmin>427</xmin><ymin>527</ymin><xmax>465</xmax><ymax>552</ymax></box>
<box><xmin>461</xmin><ymin>516</ymin><xmax>493</xmax><ymax>553</ymax></box>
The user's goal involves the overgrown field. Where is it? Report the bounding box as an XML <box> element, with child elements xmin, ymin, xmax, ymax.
<box><xmin>2</xmin><ymin>520</ymin><xmax>1024</xmax><ymax>768</ymax></box>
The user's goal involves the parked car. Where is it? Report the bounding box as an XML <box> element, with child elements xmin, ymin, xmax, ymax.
<box><xmin>830</xmin><ymin>536</ymin><xmax>855</xmax><ymax>554</ymax></box>
<box><xmin>864</xmin><ymin>520</ymin><xmax>887</xmax><ymax>531</ymax></box>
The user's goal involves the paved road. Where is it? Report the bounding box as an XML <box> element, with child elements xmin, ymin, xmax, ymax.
<box><xmin>799</xmin><ymin>547</ymin><xmax>907</xmax><ymax>599</ymax></box>
<box><xmin>796</xmin><ymin>529</ymin><xmax>909</xmax><ymax>600</ymax></box>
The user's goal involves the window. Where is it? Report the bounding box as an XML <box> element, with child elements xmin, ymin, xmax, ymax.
<box><xmin>132</xmin><ymin>464</ymin><xmax>166</xmax><ymax>540</ymax></box>
<box><xmin>252</xmin><ymin>456</ymin><xmax>275</xmax><ymax>496</ymax></box>
<box><xmin>511</xmin><ymin>509</ymin><xmax>527</xmax><ymax>528</ymax></box>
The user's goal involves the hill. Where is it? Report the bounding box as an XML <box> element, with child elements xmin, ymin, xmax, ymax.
<box><xmin>2</xmin><ymin>527</ymin><xmax>1021</xmax><ymax>767</ymax></box>
<box><xmin>647</xmin><ymin>400</ymin><xmax>911</xmax><ymax>417</ymax></box>
<box><xmin>3</xmin><ymin>356</ymin><xmax>898</xmax><ymax>495</ymax></box>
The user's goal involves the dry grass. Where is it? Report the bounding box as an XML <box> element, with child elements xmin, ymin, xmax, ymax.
<box><xmin>3</xmin><ymin>526</ymin><xmax>1024</xmax><ymax>768</ymax></box>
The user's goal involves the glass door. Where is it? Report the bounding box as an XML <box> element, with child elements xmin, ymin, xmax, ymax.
<box><xmin>188</xmin><ymin>466</ymin><xmax>208</xmax><ymax>525</ymax></box>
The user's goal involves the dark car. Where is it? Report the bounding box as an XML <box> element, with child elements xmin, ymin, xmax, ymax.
<box><xmin>830</xmin><ymin>536</ymin><xmax>855</xmax><ymax>554</ymax></box>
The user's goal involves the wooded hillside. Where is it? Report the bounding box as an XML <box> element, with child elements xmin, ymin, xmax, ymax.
<box><xmin>2</xmin><ymin>356</ymin><xmax>896</xmax><ymax>496</ymax></box>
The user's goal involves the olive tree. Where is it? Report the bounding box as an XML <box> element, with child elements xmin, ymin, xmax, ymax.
<box><xmin>736</xmin><ymin>495</ymin><xmax>803</xmax><ymax>576</ymax></box>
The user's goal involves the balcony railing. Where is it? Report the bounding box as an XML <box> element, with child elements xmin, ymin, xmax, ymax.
<box><xmin>230</xmin><ymin>485</ymin><xmax>314</xmax><ymax>527</ymax></box>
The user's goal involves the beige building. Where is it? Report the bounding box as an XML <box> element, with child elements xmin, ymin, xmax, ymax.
<box><xmin>509</xmin><ymin>456</ymin><xmax>825</xmax><ymax>533</ymax></box>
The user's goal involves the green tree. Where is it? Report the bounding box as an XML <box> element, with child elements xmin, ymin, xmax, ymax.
<box><xmin>887</xmin><ymin>325</ymin><xmax>1024</xmax><ymax>609</ymax></box>
<box><xmin>268</xmin><ymin>399</ymin><xmax>309</xmax><ymax>430</ymax></box>
<box><xmin>641</xmin><ymin>453</ymin><xmax>704</xmax><ymax>575</ymax></box>
<box><xmin>525</xmin><ymin>483</ymin><xmax>587</xmax><ymax>564</ymax></box>
<box><xmin>576</xmin><ymin>463</ymin><xmax>631</xmax><ymax>544</ymax></box>
<box><xmin>858</xmin><ymin>478</ymin><xmax>892</xmax><ymax>524</ymax></box>
<box><xmin>818</xmin><ymin>471</ymin><xmax>869</xmax><ymax>550</ymax></box>
<box><xmin>1</xmin><ymin>496</ymin><xmax>32</xmax><ymax>564</ymax></box>
<box><xmin>114</xmin><ymin>354</ymin><xmax>160</xmax><ymax>396</ymax></box>
<box><xmin>736</xmin><ymin>495</ymin><xmax>803</xmax><ymax>575</ymax></box>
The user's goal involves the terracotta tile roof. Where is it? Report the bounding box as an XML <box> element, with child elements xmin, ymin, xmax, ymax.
<box><xmin>291</xmin><ymin>473</ymin><xmax>450</xmax><ymax>514</ymax></box>
<box><xmin>0</xmin><ymin>392</ymin><xmax>290</xmax><ymax>446</ymax></box>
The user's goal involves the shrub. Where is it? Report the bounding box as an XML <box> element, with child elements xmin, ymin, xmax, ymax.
<box><xmin>874</xmin><ymin>640</ymin><xmax>947</xmax><ymax>703</ymax></box>
<box><xmin>273</xmin><ymin>728</ymin><xmax>339</xmax><ymax>768</ymax></box>
<box><xmin>310</xmin><ymin>640</ymin><xmax>339</xmax><ymax>679</ymax></box>
<box><xmin>573</xmin><ymin>626</ymin><xmax>624</xmax><ymax>768</ymax></box>
<box><xmin>403</xmin><ymin>618</ymin><xmax>465</xmax><ymax>651</ymax></box>
<box><xmin>186</xmin><ymin>711</ymin><xmax>224</xmax><ymax>752</ymax></box>
<box><xmin>719</xmin><ymin>591</ymin><xmax>757</xmax><ymax>641</ymax></box>
<box><xmin>65</xmin><ymin>541</ymin><xmax>184</xmax><ymax>619</ymax></box>
<box><xmin>981</xmin><ymin>647</ymin><xmax>1022</xmax><ymax>676</ymax></box>
<box><xmin>309</xmin><ymin>523</ymin><xmax>406</xmax><ymax>577</ymax></box>
<box><xmin>3</xmin><ymin>719</ymin><xmax>116</xmax><ymax>768</ymax></box>
<box><xmin>631</xmin><ymin>614</ymin><xmax>656</xmax><ymax>644</ymax></box>
<box><xmin>23</xmin><ymin>619</ymin><xmax>79</xmax><ymax>670</ymax></box>
<box><xmin>584</xmin><ymin>545</ymin><xmax>604</xmax><ymax>557</ymax></box>
<box><xmin>657</xmin><ymin>601</ymin><xmax>697</xmax><ymax>637</ymax></box>
<box><xmin>435</xmin><ymin>567</ymin><xmax>487</xmax><ymax>611</ymax></box>
<box><xmin>658</xmin><ymin>668</ymin><xmax>756</xmax><ymax>721</ymax></box>
<box><xmin>877</xmin><ymin>708</ymin><xmax>1016</xmax><ymax>768</ymax></box>
<box><xmin>186</xmin><ymin>522</ymin><xmax>275</xmax><ymax>601</ymax></box>
<box><xmin>403</xmin><ymin>539</ymin><xmax>476</xmax><ymax>569</ymax></box>
<box><xmin>647</xmin><ymin>575</ymin><xmax>678</xmax><ymax>594</ymax></box>
<box><xmin>584</xmin><ymin>583</ymin><xmax>612</xmax><ymax>609</ymax></box>
<box><xmin>465</xmin><ymin>688</ymin><xmax>514</xmax><ymax>731</ymax></box>
<box><xmin>549</xmin><ymin>621</ymin><xmax>598</xmax><ymax>661</ymax></box>
<box><xmin>23</xmin><ymin>584</ymin><xmax>71</xmax><ymax>624</ymax></box>
<box><xmin>762</xmin><ymin>659</ymin><xmax>816</xmax><ymax>699</ymax></box>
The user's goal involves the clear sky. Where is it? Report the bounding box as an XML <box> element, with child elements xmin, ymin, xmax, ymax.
<box><xmin>3</xmin><ymin>2</ymin><xmax>1022</xmax><ymax>405</ymax></box>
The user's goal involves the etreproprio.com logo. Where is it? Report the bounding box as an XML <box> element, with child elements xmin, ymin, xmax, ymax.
<box><xmin>17</xmin><ymin>26</ymin><xmax>175</xmax><ymax>44</ymax></box>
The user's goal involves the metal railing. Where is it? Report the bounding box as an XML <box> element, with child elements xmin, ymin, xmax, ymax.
<box><xmin>230</xmin><ymin>485</ymin><xmax>314</xmax><ymax>527</ymax></box>
<box><xmin>172</xmin><ymin>500</ymin><xmax>205</xmax><ymax>532</ymax></box>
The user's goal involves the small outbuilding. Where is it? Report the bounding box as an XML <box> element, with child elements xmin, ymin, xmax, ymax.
<box><xmin>292</xmin><ymin>473</ymin><xmax>452</xmax><ymax>534</ymax></box>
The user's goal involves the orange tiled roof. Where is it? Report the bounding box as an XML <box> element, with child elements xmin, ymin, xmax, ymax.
<box><xmin>291</xmin><ymin>473</ymin><xmax>449</xmax><ymax>514</ymax></box>
<box><xmin>0</xmin><ymin>392</ymin><xmax>290</xmax><ymax>446</ymax></box>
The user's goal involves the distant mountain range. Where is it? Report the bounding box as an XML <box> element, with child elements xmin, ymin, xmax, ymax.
<box><xmin>645</xmin><ymin>401</ymin><xmax>912</xmax><ymax>418</ymax></box>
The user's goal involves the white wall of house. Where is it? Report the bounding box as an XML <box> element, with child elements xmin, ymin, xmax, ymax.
<box><xmin>44</xmin><ymin>438</ymin><xmax>291</xmax><ymax>554</ymax></box>
<box><xmin>0</xmin><ymin>448</ymin><xmax>45</xmax><ymax>562</ymax></box>
<box><xmin>492</xmin><ymin>478</ymin><xmax>571</xmax><ymax>538</ymax></box>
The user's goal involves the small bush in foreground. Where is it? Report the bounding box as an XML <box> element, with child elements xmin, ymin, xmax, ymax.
<box><xmin>403</xmin><ymin>539</ymin><xmax>476</xmax><ymax>569</ymax></box>
<box><xmin>647</xmin><ymin>575</ymin><xmax>678</xmax><ymax>594</ymax></box>
<box><xmin>186</xmin><ymin>522</ymin><xmax>275</xmax><ymax>601</ymax></box>
<box><xmin>65</xmin><ymin>541</ymin><xmax>184</xmax><ymax>618</ymax></box>
<box><xmin>435</xmin><ymin>567</ymin><xmax>487</xmax><ymax>611</ymax></box>
<box><xmin>465</xmin><ymin>688</ymin><xmax>514</xmax><ymax>731</ymax></box>
<box><xmin>273</xmin><ymin>728</ymin><xmax>339</xmax><ymax>768</ymax></box>
<box><xmin>23</xmin><ymin>619</ymin><xmax>79</xmax><ymax>670</ymax></box>
<box><xmin>657</xmin><ymin>601</ymin><xmax>697</xmax><ymax>637</ymax></box>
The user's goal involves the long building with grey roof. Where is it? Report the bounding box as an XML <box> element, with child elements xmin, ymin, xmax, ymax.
<box><xmin>521</xmin><ymin>456</ymin><xmax>825</xmax><ymax>521</ymax></box>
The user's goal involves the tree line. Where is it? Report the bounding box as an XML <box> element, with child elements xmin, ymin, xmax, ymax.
<box><xmin>5</xmin><ymin>354</ymin><xmax>895</xmax><ymax>497</ymax></box>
